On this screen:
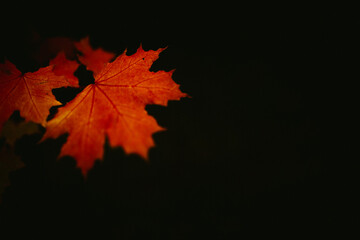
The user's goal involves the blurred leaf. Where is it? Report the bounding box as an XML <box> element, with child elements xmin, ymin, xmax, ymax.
<box><xmin>1</xmin><ymin>119</ymin><xmax>40</xmax><ymax>146</ymax></box>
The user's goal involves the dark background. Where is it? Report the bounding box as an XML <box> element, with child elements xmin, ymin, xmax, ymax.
<box><xmin>0</xmin><ymin>3</ymin><xmax>358</xmax><ymax>239</ymax></box>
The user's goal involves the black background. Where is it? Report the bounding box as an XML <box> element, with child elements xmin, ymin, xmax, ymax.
<box><xmin>0</xmin><ymin>3</ymin><xmax>358</xmax><ymax>239</ymax></box>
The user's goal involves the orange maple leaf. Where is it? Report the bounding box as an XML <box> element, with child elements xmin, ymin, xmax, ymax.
<box><xmin>74</xmin><ymin>36</ymin><xmax>115</xmax><ymax>76</ymax></box>
<box><xmin>42</xmin><ymin>46</ymin><xmax>187</xmax><ymax>175</ymax></box>
<box><xmin>50</xmin><ymin>51</ymin><xmax>80</xmax><ymax>87</ymax></box>
<box><xmin>0</xmin><ymin>60</ymin><xmax>74</xmax><ymax>131</ymax></box>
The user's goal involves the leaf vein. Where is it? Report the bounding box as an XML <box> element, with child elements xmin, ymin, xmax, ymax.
<box><xmin>23</xmin><ymin>76</ymin><xmax>42</xmax><ymax>120</ymax></box>
<box><xmin>97</xmin><ymin>57</ymin><xmax>144</xmax><ymax>84</ymax></box>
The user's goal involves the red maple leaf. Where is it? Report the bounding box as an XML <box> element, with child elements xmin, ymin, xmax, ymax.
<box><xmin>33</xmin><ymin>36</ymin><xmax>77</xmax><ymax>65</ymax></box>
<box><xmin>0</xmin><ymin>60</ymin><xmax>75</xmax><ymax>131</ymax></box>
<box><xmin>50</xmin><ymin>51</ymin><xmax>80</xmax><ymax>87</ymax></box>
<box><xmin>42</xmin><ymin>46</ymin><xmax>187</xmax><ymax>175</ymax></box>
<box><xmin>74</xmin><ymin>36</ymin><xmax>115</xmax><ymax>76</ymax></box>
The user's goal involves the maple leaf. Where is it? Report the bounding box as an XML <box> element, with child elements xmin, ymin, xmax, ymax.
<box><xmin>1</xmin><ymin>118</ymin><xmax>40</xmax><ymax>146</ymax></box>
<box><xmin>0</xmin><ymin>60</ymin><xmax>73</xmax><ymax>132</ymax></box>
<box><xmin>42</xmin><ymin>46</ymin><xmax>187</xmax><ymax>175</ymax></box>
<box><xmin>74</xmin><ymin>36</ymin><xmax>115</xmax><ymax>76</ymax></box>
<box><xmin>50</xmin><ymin>51</ymin><xmax>80</xmax><ymax>87</ymax></box>
<box><xmin>33</xmin><ymin>36</ymin><xmax>77</xmax><ymax>65</ymax></box>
